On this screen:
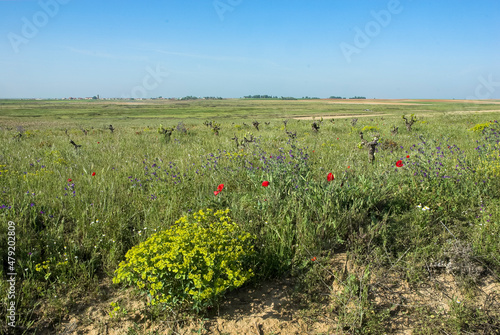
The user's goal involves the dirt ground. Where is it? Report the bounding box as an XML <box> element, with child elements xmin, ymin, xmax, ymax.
<box><xmin>51</xmin><ymin>252</ymin><xmax>500</xmax><ymax>335</ymax></box>
<box><xmin>325</xmin><ymin>99</ymin><xmax>500</xmax><ymax>105</ymax></box>
<box><xmin>294</xmin><ymin>109</ymin><xmax>500</xmax><ymax>121</ymax></box>
<box><xmin>293</xmin><ymin>113</ymin><xmax>390</xmax><ymax>120</ymax></box>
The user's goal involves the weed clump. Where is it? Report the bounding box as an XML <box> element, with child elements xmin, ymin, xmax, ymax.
<box><xmin>469</xmin><ymin>122</ymin><xmax>491</xmax><ymax>132</ymax></box>
<box><xmin>380</xmin><ymin>139</ymin><xmax>399</xmax><ymax>150</ymax></box>
<box><xmin>360</xmin><ymin>125</ymin><xmax>380</xmax><ymax>133</ymax></box>
<box><xmin>112</xmin><ymin>208</ymin><xmax>255</xmax><ymax>312</ymax></box>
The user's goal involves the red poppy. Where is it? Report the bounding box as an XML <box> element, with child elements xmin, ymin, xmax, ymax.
<box><xmin>311</xmin><ymin>257</ymin><xmax>317</xmax><ymax>261</ymax></box>
<box><xmin>217</xmin><ymin>184</ymin><xmax>224</xmax><ymax>192</ymax></box>
<box><xmin>406</xmin><ymin>155</ymin><xmax>410</xmax><ymax>158</ymax></box>
<box><xmin>262</xmin><ymin>181</ymin><xmax>270</xmax><ymax>187</ymax></box>
<box><xmin>396</xmin><ymin>160</ymin><xmax>404</xmax><ymax>168</ymax></box>
<box><xmin>92</xmin><ymin>172</ymin><xmax>96</xmax><ymax>176</ymax></box>
<box><xmin>67</xmin><ymin>178</ymin><xmax>72</xmax><ymax>182</ymax></box>
<box><xmin>214</xmin><ymin>191</ymin><xmax>220</xmax><ymax>196</ymax></box>
<box><xmin>347</xmin><ymin>165</ymin><xmax>350</xmax><ymax>169</ymax></box>
<box><xmin>327</xmin><ymin>173</ymin><xmax>334</xmax><ymax>182</ymax></box>
<box><xmin>97</xmin><ymin>142</ymin><xmax>100</xmax><ymax>144</ymax></box>
<box><xmin>337</xmin><ymin>138</ymin><xmax>339</xmax><ymax>140</ymax></box>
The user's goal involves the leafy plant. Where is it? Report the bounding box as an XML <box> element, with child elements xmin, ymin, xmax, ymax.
<box><xmin>469</xmin><ymin>122</ymin><xmax>491</xmax><ymax>132</ymax></box>
<box><xmin>112</xmin><ymin>208</ymin><xmax>255</xmax><ymax>312</ymax></box>
<box><xmin>331</xmin><ymin>267</ymin><xmax>388</xmax><ymax>334</ymax></box>
<box><xmin>360</xmin><ymin>126</ymin><xmax>379</xmax><ymax>133</ymax></box>
<box><xmin>109</xmin><ymin>301</ymin><xmax>128</xmax><ymax>319</ymax></box>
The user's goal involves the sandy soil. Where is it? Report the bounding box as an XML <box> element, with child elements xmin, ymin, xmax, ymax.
<box><xmin>294</xmin><ymin>109</ymin><xmax>500</xmax><ymax>121</ymax></box>
<box><xmin>325</xmin><ymin>99</ymin><xmax>500</xmax><ymax>105</ymax></box>
<box><xmin>326</xmin><ymin>101</ymin><xmax>423</xmax><ymax>105</ymax></box>
<box><xmin>294</xmin><ymin>113</ymin><xmax>390</xmax><ymax>120</ymax></box>
<box><xmin>50</xmin><ymin>252</ymin><xmax>499</xmax><ymax>335</ymax></box>
<box><xmin>445</xmin><ymin>109</ymin><xmax>500</xmax><ymax>114</ymax></box>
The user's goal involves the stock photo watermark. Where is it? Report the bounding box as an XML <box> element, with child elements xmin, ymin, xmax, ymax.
<box><xmin>7</xmin><ymin>0</ymin><xmax>71</xmax><ymax>54</ymax></box>
<box><xmin>6</xmin><ymin>221</ymin><xmax>17</xmax><ymax>328</ymax></box>
<box><xmin>213</xmin><ymin>0</ymin><xmax>242</xmax><ymax>21</ymax></box>
<box><xmin>122</xmin><ymin>64</ymin><xmax>169</xmax><ymax>99</ymax></box>
<box><xmin>467</xmin><ymin>74</ymin><xmax>500</xmax><ymax>100</ymax></box>
<box><xmin>340</xmin><ymin>0</ymin><xmax>404</xmax><ymax>64</ymax></box>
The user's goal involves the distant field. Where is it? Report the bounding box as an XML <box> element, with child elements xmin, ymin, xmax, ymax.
<box><xmin>1</xmin><ymin>99</ymin><xmax>500</xmax><ymax>128</ymax></box>
<box><xmin>1</xmin><ymin>98</ymin><xmax>500</xmax><ymax>334</ymax></box>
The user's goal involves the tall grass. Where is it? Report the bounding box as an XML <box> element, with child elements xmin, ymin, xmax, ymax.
<box><xmin>1</xmin><ymin>101</ymin><xmax>499</xmax><ymax>333</ymax></box>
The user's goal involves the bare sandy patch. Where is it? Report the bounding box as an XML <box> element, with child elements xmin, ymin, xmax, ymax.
<box><xmin>327</xmin><ymin>101</ymin><xmax>423</xmax><ymax>106</ymax></box>
<box><xmin>445</xmin><ymin>100</ymin><xmax>500</xmax><ymax>104</ymax></box>
<box><xmin>416</xmin><ymin>109</ymin><xmax>500</xmax><ymax>118</ymax></box>
<box><xmin>53</xmin><ymin>278</ymin><xmax>332</xmax><ymax>335</ymax></box>
<box><xmin>447</xmin><ymin>109</ymin><xmax>500</xmax><ymax>114</ymax></box>
<box><xmin>325</xmin><ymin>99</ymin><xmax>500</xmax><ymax>105</ymax></box>
<box><xmin>49</xmin><ymin>251</ymin><xmax>500</xmax><ymax>335</ymax></box>
<box><xmin>293</xmin><ymin>109</ymin><xmax>500</xmax><ymax>121</ymax></box>
<box><xmin>294</xmin><ymin>113</ymin><xmax>390</xmax><ymax>120</ymax></box>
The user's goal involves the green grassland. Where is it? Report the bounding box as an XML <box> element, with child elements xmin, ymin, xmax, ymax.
<box><xmin>1</xmin><ymin>99</ymin><xmax>500</xmax><ymax>334</ymax></box>
<box><xmin>1</xmin><ymin>98</ymin><xmax>499</xmax><ymax>124</ymax></box>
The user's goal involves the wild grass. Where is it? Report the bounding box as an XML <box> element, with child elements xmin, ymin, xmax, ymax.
<box><xmin>0</xmin><ymin>99</ymin><xmax>499</xmax><ymax>334</ymax></box>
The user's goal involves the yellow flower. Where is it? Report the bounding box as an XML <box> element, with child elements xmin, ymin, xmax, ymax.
<box><xmin>112</xmin><ymin>208</ymin><xmax>255</xmax><ymax>309</ymax></box>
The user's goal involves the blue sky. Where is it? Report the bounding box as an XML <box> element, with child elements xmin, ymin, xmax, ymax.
<box><xmin>1</xmin><ymin>0</ymin><xmax>499</xmax><ymax>99</ymax></box>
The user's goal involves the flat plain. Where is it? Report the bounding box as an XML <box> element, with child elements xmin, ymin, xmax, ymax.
<box><xmin>1</xmin><ymin>98</ymin><xmax>500</xmax><ymax>334</ymax></box>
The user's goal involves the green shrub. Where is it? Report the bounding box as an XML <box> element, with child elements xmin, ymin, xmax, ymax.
<box><xmin>360</xmin><ymin>125</ymin><xmax>380</xmax><ymax>133</ymax></box>
<box><xmin>112</xmin><ymin>208</ymin><xmax>255</xmax><ymax>312</ymax></box>
<box><xmin>468</xmin><ymin>122</ymin><xmax>490</xmax><ymax>132</ymax></box>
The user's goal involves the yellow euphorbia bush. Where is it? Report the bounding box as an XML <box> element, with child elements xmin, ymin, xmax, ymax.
<box><xmin>476</xmin><ymin>143</ymin><xmax>500</xmax><ymax>178</ymax></box>
<box><xmin>360</xmin><ymin>125</ymin><xmax>380</xmax><ymax>133</ymax></box>
<box><xmin>113</xmin><ymin>208</ymin><xmax>255</xmax><ymax>311</ymax></box>
<box><xmin>0</xmin><ymin>165</ymin><xmax>8</xmax><ymax>177</ymax></box>
<box><xmin>469</xmin><ymin>122</ymin><xmax>491</xmax><ymax>132</ymax></box>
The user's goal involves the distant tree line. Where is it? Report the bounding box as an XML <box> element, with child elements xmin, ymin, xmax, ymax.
<box><xmin>243</xmin><ymin>95</ymin><xmax>278</xmax><ymax>99</ymax></box>
<box><xmin>243</xmin><ymin>95</ymin><xmax>300</xmax><ymax>100</ymax></box>
<box><xmin>243</xmin><ymin>95</ymin><xmax>366</xmax><ymax>100</ymax></box>
<box><xmin>178</xmin><ymin>96</ymin><xmax>224</xmax><ymax>100</ymax></box>
<box><xmin>243</xmin><ymin>95</ymin><xmax>321</xmax><ymax>100</ymax></box>
<box><xmin>329</xmin><ymin>96</ymin><xmax>367</xmax><ymax>99</ymax></box>
<box><xmin>203</xmin><ymin>96</ymin><xmax>224</xmax><ymax>100</ymax></box>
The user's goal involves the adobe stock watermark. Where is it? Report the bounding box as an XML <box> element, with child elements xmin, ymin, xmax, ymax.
<box><xmin>6</xmin><ymin>221</ymin><xmax>17</xmax><ymax>328</ymax></box>
<box><xmin>7</xmin><ymin>0</ymin><xmax>71</xmax><ymax>54</ymax></box>
<box><xmin>340</xmin><ymin>0</ymin><xmax>404</xmax><ymax>64</ymax></box>
<box><xmin>213</xmin><ymin>0</ymin><xmax>242</xmax><ymax>21</ymax></box>
<box><xmin>121</xmin><ymin>64</ymin><xmax>169</xmax><ymax>99</ymax></box>
<box><xmin>467</xmin><ymin>74</ymin><xmax>500</xmax><ymax>100</ymax></box>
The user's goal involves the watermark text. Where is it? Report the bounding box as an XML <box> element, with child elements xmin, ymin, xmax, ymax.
<box><xmin>6</xmin><ymin>221</ymin><xmax>17</xmax><ymax>328</ymax></box>
<box><xmin>8</xmin><ymin>0</ymin><xmax>71</xmax><ymax>53</ymax></box>
<box><xmin>340</xmin><ymin>0</ymin><xmax>403</xmax><ymax>63</ymax></box>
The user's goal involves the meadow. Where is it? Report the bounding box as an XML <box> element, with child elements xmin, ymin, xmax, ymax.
<box><xmin>1</xmin><ymin>98</ymin><xmax>500</xmax><ymax>334</ymax></box>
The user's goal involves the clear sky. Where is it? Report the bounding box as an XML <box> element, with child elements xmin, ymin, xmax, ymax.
<box><xmin>1</xmin><ymin>0</ymin><xmax>499</xmax><ymax>99</ymax></box>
